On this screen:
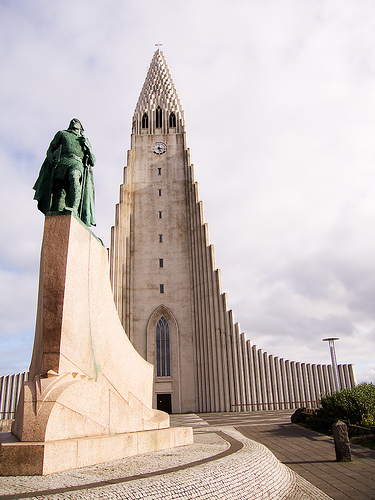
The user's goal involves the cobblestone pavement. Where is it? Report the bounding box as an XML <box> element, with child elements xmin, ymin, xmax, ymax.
<box><xmin>200</xmin><ymin>410</ymin><xmax>375</xmax><ymax>500</ymax></box>
<box><xmin>0</xmin><ymin>411</ymin><xmax>367</xmax><ymax>499</ymax></box>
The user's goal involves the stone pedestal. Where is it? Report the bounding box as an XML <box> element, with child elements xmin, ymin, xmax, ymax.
<box><xmin>0</xmin><ymin>215</ymin><xmax>192</xmax><ymax>475</ymax></box>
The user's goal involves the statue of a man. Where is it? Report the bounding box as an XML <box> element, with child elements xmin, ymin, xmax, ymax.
<box><xmin>33</xmin><ymin>118</ymin><xmax>96</xmax><ymax>226</ymax></box>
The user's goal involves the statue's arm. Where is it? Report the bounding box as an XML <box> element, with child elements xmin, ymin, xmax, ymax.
<box><xmin>46</xmin><ymin>131</ymin><xmax>63</xmax><ymax>163</ymax></box>
<box><xmin>81</xmin><ymin>137</ymin><xmax>96</xmax><ymax>166</ymax></box>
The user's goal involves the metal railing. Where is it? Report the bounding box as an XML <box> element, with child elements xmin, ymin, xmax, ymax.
<box><xmin>230</xmin><ymin>400</ymin><xmax>321</xmax><ymax>411</ymax></box>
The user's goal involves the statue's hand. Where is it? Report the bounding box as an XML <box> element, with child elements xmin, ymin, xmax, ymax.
<box><xmin>79</xmin><ymin>136</ymin><xmax>89</xmax><ymax>148</ymax></box>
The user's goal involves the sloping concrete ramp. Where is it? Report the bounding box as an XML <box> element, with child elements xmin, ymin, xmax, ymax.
<box><xmin>0</xmin><ymin>215</ymin><xmax>192</xmax><ymax>475</ymax></box>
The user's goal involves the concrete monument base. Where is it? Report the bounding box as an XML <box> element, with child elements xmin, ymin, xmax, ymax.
<box><xmin>0</xmin><ymin>426</ymin><xmax>192</xmax><ymax>476</ymax></box>
<box><xmin>0</xmin><ymin>214</ymin><xmax>192</xmax><ymax>475</ymax></box>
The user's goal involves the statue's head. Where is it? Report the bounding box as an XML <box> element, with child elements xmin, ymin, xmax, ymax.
<box><xmin>68</xmin><ymin>118</ymin><xmax>84</xmax><ymax>133</ymax></box>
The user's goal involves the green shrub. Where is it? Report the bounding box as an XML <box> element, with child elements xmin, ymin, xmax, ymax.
<box><xmin>318</xmin><ymin>383</ymin><xmax>375</xmax><ymax>427</ymax></box>
<box><xmin>361</xmin><ymin>413</ymin><xmax>375</xmax><ymax>428</ymax></box>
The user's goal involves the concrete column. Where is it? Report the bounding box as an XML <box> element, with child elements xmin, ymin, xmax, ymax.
<box><xmin>124</xmin><ymin>209</ymin><xmax>132</xmax><ymax>337</ymax></box>
<box><xmin>222</xmin><ymin>294</ymin><xmax>236</xmax><ymax>411</ymax></box>
<box><xmin>348</xmin><ymin>364</ymin><xmax>357</xmax><ymax>387</ymax></box>
<box><xmin>283</xmin><ymin>360</ymin><xmax>294</xmax><ymax>409</ymax></box>
<box><xmin>198</xmin><ymin>224</ymin><xmax>215</xmax><ymax>411</ymax></box>
<box><xmin>341</xmin><ymin>364</ymin><xmax>350</xmax><ymax>389</ymax></box>
<box><xmin>246</xmin><ymin>340</ymin><xmax>257</xmax><ymax>411</ymax></box>
<box><xmin>235</xmin><ymin>325</ymin><xmax>247</xmax><ymax>411</ymax></box>
<box><xmin>0</xmin><ymin>376</ymin><xmax>6</xmax><ymax>419</ymax></box>
<box><xmin>301</xmin><ymin>364</ymin><xmax>310</xmax><ymax>407</ymax></box>
<box><xmin>257</xmin><ymin>349</ymin><xmax>267</xmax><ymax>410</ymax></box>
<box><xmin>317</xmin><ymin>365</ymin><xmax>325</xmax><ymax>397</ymax></box>
<box><xmin>216</xmin><ymin>272</ymin><xmax>231</xmax><ymax>411</ymax></box>
<box><xmin>190</xmin><ymin>184</ymin><xmax>206</xmax><ymax>411</ymax></box>
<box><xmin>309</xmin><ymin>364</ymin><xmax>319</xmax><ymax>408</ymax></box>
<box><xmin>197</xmin><ymin>206</ymin><xmax>210</xmax><ymax>411</ymax></box>
<box><xmin>240</xmin><ymin>334</ymin><xmax>252</xmax><ymax>411</ymax></box>
<box><xmin>279</xmin><ymin>359</ymin><xmax>289</xmax><ymax>409</ymax></box>
<box><xmin>230</xmin><ymin>315</ymin><xmax>241</xmax><ymax>411</ymax></box>
<box><xmin>252</xmin><ymin>345</ymin><xmax>263</xmax><ymax>410</ymax></box>
<box><xmin>322</xmin><ymin>364</ymin><xmax>332</xmax><ymax>394</ymax></box>
<box><xmin>290</xmin><ymin>362</ymin><xmax>300</xmax><ymax>407</ymax></box>
<box><xmin>295</xmin><ymin>363</ymin><xmax>306</xmax><ymax>406</ymax></box>
<box><xmin>212</xmin><ymin>271</ymin><xmax>225</xmax><ymax>412</ymax></box>
<box><xmin>117</xmin><ymin>202</ymin><xmax>126</xmax><ymax>324</ymax></box>
<box><xmin>327</xmin><ymin>365</ymin><xmax>335</xmax><ymax>394</ymax></box>
<box><xmin>263</xmin><ymin>352</ymin><xmax>273</xmax><ymax>410</ymax></box>
<box><xmin>3</xmin><ymin>375</ymin><xmax>11</xmax><ymax>419</ymax></box>
<box><xmin>269</xmin><ymin>355</ymin><xmax>279</xmax><ymax>410</ymax></box>
<box><xmin>206</xmin><ymin>244</ymin><xmax>220</xmax><ymax>411</ymax></box>
<box><xmin>196</xmin><ymin>222</ymin><xmax>211</xmax><ymax>411</ymax></box>
<box><xmin>338</xmin><ymin>365</ymin><xmax>345</xmax><ymax>390</ymax></box>
<box><xmin>203</xmin><ymin>227</ymin><xmax>216</xmax><ymax>411</ymax></box>
<box><xmin>191</xmin><ymin>185</ymin><xmax>205</xmax><ymax>412</ymax></box>
<box><xmin>193</xmin><ymin>200</ymin><xmax>206</xmax><ymax>411</ymax></box>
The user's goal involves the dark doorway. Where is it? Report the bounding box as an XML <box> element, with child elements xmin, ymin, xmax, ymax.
<box><xmin>157</xmin><ymin>393</ymin><xmax>172</xmax><ymax>414</ymax></box>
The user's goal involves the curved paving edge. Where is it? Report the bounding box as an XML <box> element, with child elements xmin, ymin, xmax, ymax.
<box><xmin>0</xmin><ymin>431</ymin><xmax>240</xmax><ymax>500</ymax></box>
<box><xmin>0</xmin><ymin>427</ymin><xmax>331</xmax><ymax>500</ymax></box>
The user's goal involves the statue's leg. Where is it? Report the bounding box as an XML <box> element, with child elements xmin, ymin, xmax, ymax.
<box><xmin>51</xmin><ymin>181</ymin><xmax>67</xmax><ymax>212</ymax></box>
<box><xmin>68</xmin><ymin>167</ymin><xmax>83</xmax><ymax>215</ymax></box>
<box><xmin>51</xmin><ymin>165</ymin><xmax>70</xmax><ymax>212</ymax></box>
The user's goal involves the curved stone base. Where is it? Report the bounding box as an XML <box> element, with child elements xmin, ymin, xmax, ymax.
<box><xmin>0</xmin><ymin>426</ymin><xmax>193</xmax><ymax>476</ymax></box>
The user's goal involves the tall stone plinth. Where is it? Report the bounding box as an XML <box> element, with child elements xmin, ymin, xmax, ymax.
<box><xmin>0</xmin><ymin>215</ymin><xmax>192</xmax><ymax>475</ymax></box>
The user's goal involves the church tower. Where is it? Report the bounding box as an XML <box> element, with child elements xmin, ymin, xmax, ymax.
<box><xmin>110</xmin><ymin>50</ymin><xmax>196</xmax><ymax>413</ymax></box>
<box><xmin>110</xmin><ymin>50</ymin><xmax>356</xmax><ymax>414</ymax></box>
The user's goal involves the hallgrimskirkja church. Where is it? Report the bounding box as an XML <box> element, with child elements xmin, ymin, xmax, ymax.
<box><xmin>109</xmin><ymin>50</ymin><xmax>356</xmax><ymax>414</ymax></box>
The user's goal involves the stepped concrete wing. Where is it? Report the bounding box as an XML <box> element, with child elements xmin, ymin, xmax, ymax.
<box><xmin>0</xmin><ymin>214</ymin><xmax>192</xmax><ymax>476</ymax></box>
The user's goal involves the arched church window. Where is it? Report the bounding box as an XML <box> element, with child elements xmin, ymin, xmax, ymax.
<box><xmin>156</xmin><ymin>316</ymin><xmax>170</xmax><ymax>377</ymax></box>
<box><xmin>169</xmin><ymin>112</ymin><xmax>176</xmax><ymax>128</ymax></box>
<box><xmin>155</xmin><ymin>107</ymin><xmax>162</xmax><ymax>128</ymax></box>
<box><xmin>141</xmin><ymin>113</ymin><xmax>148</xmax><ymax>129</ymax></box>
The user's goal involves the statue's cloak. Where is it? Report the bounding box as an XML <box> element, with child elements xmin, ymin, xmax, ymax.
<box><xmin>79</xmin><ymin>166</ymin><xmax>95</xmax><ymax>227</ymax></box>
<box><xmin>33</xmin><ymin>158</ymin><xmax>54</xmax><ymax>216</ymax></box>
<box><xmin>33</xmin><ymin>160</ymin><xmax>95</xmax><ymax>227</ymax></box>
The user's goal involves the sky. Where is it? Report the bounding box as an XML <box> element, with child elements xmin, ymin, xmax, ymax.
<box><xmin>0</xmin><ymin>0</ymin><xmax>374</xmax><ymax>384</ymax></box>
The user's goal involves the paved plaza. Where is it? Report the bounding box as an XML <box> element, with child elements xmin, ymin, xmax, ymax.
<box><xmin>0</xmin><ymin>410</ymin><xmax>374</xmax><ymax>499</ymax></box>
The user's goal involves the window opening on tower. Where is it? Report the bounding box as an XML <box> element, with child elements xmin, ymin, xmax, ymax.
<box><xmin>156</xmin><ymin>316</ymin><xmax>170</xmax><ymax>377</ymax></box>
<box><xmin>141</xmin><ymin>112</ymin><xmax>148</xmax><ymax>129</ymax></box>
<box><xmin>159</xmin><ymin>258</ymin><xmax>164</xmax><ymax>268</ymax></box>
<box><xmin>158</xmin><ymin>168</ymin><xmax>162</xmax><ymax>175</ymax></box>
<box><xmin>169</xmin><ymin>112</ymin><xmax>176</xmax><ymax>128</ymax></box>
<box><xmin>155</xmin><ymin>107</ymin><xmax>162</xmax><ymax>128</ymax></box>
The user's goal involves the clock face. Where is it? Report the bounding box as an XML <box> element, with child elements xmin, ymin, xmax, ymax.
<box><xmin>153</xmin><ymin>142</ymin><xmax>167</xmax><ymax>155</ymax></box>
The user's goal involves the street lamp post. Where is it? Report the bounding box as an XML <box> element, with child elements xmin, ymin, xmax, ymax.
<box><xmin>323</xmin><ymin>337</ymin><xmax>340</xmax><ymax>392</ymax></box>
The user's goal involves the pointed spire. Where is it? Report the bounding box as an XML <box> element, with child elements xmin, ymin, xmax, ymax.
<box><xmin>132</xmin><ymin>50</ymin><xmax>185</xmax><ymax>134</ymax></box>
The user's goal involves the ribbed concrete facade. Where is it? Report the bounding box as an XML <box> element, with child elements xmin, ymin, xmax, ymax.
<box><xmin>0</xmin><ymin>372</ymin><xmax>28</xmax><ymax>420</ymax></box>
<box><xmin>109</xmin><ymin>50</ymin><xmax>356</xmax><ymax>414</ymax></box>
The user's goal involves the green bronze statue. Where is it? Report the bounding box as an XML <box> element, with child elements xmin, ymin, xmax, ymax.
<box><xmin>33</xmin><ymin>118</ymin><xmax>96</xmax><ymax>227</ymax></box>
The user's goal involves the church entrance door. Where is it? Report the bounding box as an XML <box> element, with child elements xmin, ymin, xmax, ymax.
<box><xmin>157</xmin><ymin>393</ymin><xmax>172</xmax><ymax>414</ymax></box>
